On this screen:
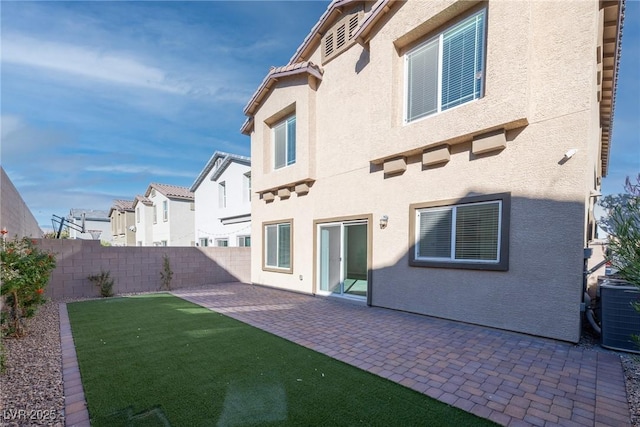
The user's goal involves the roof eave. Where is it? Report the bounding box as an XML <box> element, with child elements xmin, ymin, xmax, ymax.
<box><xmin>599</xmin><ymin>0</ymin><xmax>624</xmax><ymax>178</ymax></box>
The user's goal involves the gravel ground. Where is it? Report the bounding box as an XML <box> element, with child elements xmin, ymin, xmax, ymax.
<box><xmin>1</xmin><ymin>298</ymin><xmax>639</xmax><ymax>426</ymax></box>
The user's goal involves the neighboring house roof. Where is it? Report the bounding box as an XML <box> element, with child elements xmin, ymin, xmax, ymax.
<box><xmin>145</xmin><ymin>183</ymin><xmax>194</xmax><ymax>201</ymax></box>
<box><xmin>109</xmin><ymin>200</ymin><xmax>135</xmax><ymax>217</ymax></box>
<box><xmin>242</xmin><ymin>61</ymin><xmax>324</xmax><ymax>118</ymax></box>
<box><xmin>68</xmin><ymin>209</ymin><xmax>110</xmax><ymax>222</ymax></box>
<box><xmin>132</xmin><ymin>195</ymin><xmax>153</xmax><ymax>209</ymax></box>
<box><xmin>190</xmin><ymin>151</ymin><xmax>251</xmax><ymax>192</ymax></box>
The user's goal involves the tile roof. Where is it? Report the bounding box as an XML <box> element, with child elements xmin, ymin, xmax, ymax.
<box><xmin>146</xmin><ymin>183</ymin><xmax>194</xmax><ymax>200</ymax></box>
<box><xmin>242</xmin><ymin>61</ymin><xmax>324</xmax><ymax>118</ymax></box>
<box><xmin>112</xmin><ymin>199</ymin><xmax>135</xmax><ymax>212</ymax></box>
<box><xmin>133</xmin><ymin>195</ymin><xmax>153</xmax><ymax>207</ymax></box>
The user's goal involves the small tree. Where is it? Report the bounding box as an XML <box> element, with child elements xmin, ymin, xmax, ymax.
<box><xmin>599</xmin><ymin>174</ymin><xmax>640</xmax><ymax>346</ymax></box>
<box><xmin>160</xmin><ymin>254</ymin><xmax>173</xmax><ymax>291</ymax></box>
<box><xmin>599</xmin><ymin>174</ymin><xmax>640</xmax><ymax>285</ymax></box>
<box><xmin>88</xmin><ymin>270</ymin><xmax>115</xmax><ymax>297</ymax></box>
<box><xmin>0</xmin><ymin>237</ymin><xmax>56</xmax><ymax>337</ymax></box>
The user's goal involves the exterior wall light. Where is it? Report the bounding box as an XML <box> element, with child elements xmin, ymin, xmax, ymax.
<box><xmin>380</xmin><ymin>215</ymin><xmax>389</xmax><ymax>229</ymax></box>
<box><xmin>563</xmin><ymin>149</ymin><xmax>578</xmax><ymax>160</ymax></box>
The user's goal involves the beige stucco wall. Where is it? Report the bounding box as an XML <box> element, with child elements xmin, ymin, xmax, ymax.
<box><xmin>249</xmin><ymin>0</ymin><xmax>605</xmax><ymax>342</ymax></box>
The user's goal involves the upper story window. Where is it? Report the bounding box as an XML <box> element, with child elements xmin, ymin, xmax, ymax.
<box><xmin>274</xmin><ymin>116</ymin><xmax>296</xmax><ymax>169</ymax></box>
<box><xmin>162</xmin><ymin>200</ymin><xmax>168</xmax><ymax>222</ymax></box>
<box><xmin>136</xmin><ymin>207</ymin><xmax>140</xmax><ymax>223</ymax></box>
<box><xmin>218</xmin><ymin>181</ymin><xmax>226</xmax><ymax>208</ymax></box>
<box><xmin>153</xmin><ymin>205</ymin><xmax>157</xmax><ymax>224</ymax></box>
<box><xmin>405</xmin><ymin>9</ymin><xmax>486</xmax><ymax>124</ymax></box>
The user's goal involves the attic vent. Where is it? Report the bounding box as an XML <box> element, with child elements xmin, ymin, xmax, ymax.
<box><xmin>325</xmin><ymin>33</ymin><xmax>334</xmax><ymax>56</ymax></box>
<box><xmin>348</xmin><ymin>14</ymin><xmax>359</xmax><ymax>38</ymax></box>
<box><xmin>336</xmin><ymin>24</ymin><xmax>346</xmax><ymax>49</ymax></box>
<box><xmin>321</xmin><ymin>7</ymin><xmax>364</xmax><ymax>64</ymax></box>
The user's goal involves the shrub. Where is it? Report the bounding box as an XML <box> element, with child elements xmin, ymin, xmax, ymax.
<box><xmin>88</xmin><ymin>270</ymin><xmax>115</xmax><ymax>298</ymax></box>
<box><xmin>0</xmin><ymin>237</ymin><xmax>56</xmax><ymax>337</ymax></box>
<box><xmin>160</xmin><ymin>254</ymin><xmax>173</xmax><ymax>291</ymax></box>
<box><xmin>599</xmin><ymin>174</ymin><xmax>640</xmax><ymax>347</ymax></box>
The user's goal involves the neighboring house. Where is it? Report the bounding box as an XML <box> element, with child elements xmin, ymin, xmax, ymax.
<box><xmin>68</xmin><ymin>209</ymin><xmax>112</xmax><ymax>244</ymax></box>
<box><xmin>109</xmin><ymin>200</ymin><xmax>136</xmax><ymax>246</ymax></box>
<box><xmin>241</xmin><ymin>0</ymin><xmax>623</xmax><ymax>343</ymax></box>
<box><xmin>132</xmin><ymin>195</ymin><xmax>154</xmax><ymax>246</ymax></box>
<box><xmin>143</xmin><ymin>183</ymin><xmax>195</xmax><ymax>246</ymax></box>
<box><xmin>190</xmin><ymin>151</ymin><xmax>252</xmax><ymax>248</ymax></box>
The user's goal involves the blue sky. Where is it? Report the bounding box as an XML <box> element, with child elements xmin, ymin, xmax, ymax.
<box><xmin>1</xmin><ymin>1</ymin><xmax>638</xmax><ymax>229</ymax></box>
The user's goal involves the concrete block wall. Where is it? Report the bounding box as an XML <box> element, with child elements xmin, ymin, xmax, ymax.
<box><xmin>37</xmin><ymin>239</ymin><xmax>250</xmax><ymax>300</ymax></box>
<box><xmin>0</xmin><ymin>167</ymin><xmax>42</xmax><ymax>238</ymax></box>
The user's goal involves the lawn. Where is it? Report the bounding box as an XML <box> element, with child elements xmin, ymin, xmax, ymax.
<box><xmin>67</xmin><ymin>294</ymin><xmax>496</xmax><ymax>426</ymax></box>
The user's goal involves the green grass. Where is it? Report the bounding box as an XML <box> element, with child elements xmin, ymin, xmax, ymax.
<box><xmin>67</xmin><ymin>294</ymin><xmax>496</xmax><ymax>426</ymax></box>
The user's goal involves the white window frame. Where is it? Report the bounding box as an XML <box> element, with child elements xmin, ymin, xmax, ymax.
<box><xmin>263</xmin><ymin>221</ymin><xmax>292</xmax><ymax>272</ymax></box>
<box><xmin>415</xmin><ymin>201</ymin><xmax>501</xmax><ymax>264</ymax></box>
<box><xmin>404</xmin><ymin>8</ymin><xmax>486</xmax><ymax>124</ymax></box>
<box><xmin>199</xmin><ymin>238</ymin><xmax>209</xmax><ymax>247</ymax></box>
<box><xmin>216</xmin><ymin>239</ymin><xmax>228</xmax><ymax>247</ymax></box>
<box><xmin>162</xmin><ymin>200</ymin><xmax>168</xmax><ymax>222</ymax></box>
<box><xmin>273</xmin><ymin>115</ymin><xmax>296</xmax><ymax>170</ymax></box>
<box><xmin>238</xmin><ymin>235</ymin><xmax>251</xmax><ymax>247</ymax></box>
<box><xmin>243</xmin><ymin>172</ymin><xmax>252</xmax><ymax>202</ymax></box>
<box><xmin>219</xmin><ymin>181</ymin><xmax>226</xmax><ymax>208</ymax></box>
<box><xmin>153</xmin><ymin>205</ymin><xmax>157</xmax><ymax>224</ymax></box>
<box><xmin>410</xmin><ymin>193</ymin><xmax>510</xmax><ymax>271</ymax></box>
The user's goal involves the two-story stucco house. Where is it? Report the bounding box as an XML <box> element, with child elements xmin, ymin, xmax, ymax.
<box><xmin>109</xmin><ymin>200</ymin><xmax>136</xmax><ymax>246</ymax></box>
<box><xmin>138</xmin><ymin>183</ymin><xmax>195</xmax><ymax>246</ymax></box>
<box><xmin>132</xmin><ymin>195</ymin><xmax>154</xmax><ymax>246</ymax></box>
<box><xmin>190</xmin><ymin>151</ymin><xmax>252</xmax><ymax>248</ymax></box>
<box><xmin>242</xmin><ymin>0</ymin><xmax>623</xmax><ymax>343</ymax></box>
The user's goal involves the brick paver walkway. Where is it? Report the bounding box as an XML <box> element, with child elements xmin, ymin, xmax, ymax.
<box><xmin>173</xmin><ymin>283</ymin><xmax>632</xmax><ymax>427</ymax></box>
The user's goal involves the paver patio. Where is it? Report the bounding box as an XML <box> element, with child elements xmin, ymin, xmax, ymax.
<box><xmin>58</xmin><ymin>282</ymin><xmax>633</xmax><ymax>426</ymax></box>
<box><xmin>172</xmin><ymin>283</ymin><xmax>632</xmax><ymax>427</ymax></box>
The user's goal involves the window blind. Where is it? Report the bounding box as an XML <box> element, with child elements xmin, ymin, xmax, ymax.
<box><xmin>407</xmin><ymin>39</ymin><xmax>439</xmax><ymax>122</ymax></box>
<box><xmin>274</xmin><ymin>122</ymin><xmax>287</xmax><ymax>169</ymax></box>
<box><xmin>266</xmin><ymin>225</ymin><xmax>278</xmax><ymax>266</ymax></box>
<box><xmin>286</xmin><ymin>117</ymin><xmax>296</xmax><ymax>166</ymax></box>
<box><xmin>442</xmin><ymin>11</ymin><xmax>485</xmax><ymax>111</ymax></box>
<box><xmin>405</xmin><ymin>9</ymin><xmax>486</xmax><ymax>123</ymax></box>
<box><xmin>278</xmin><ymin>223</ymin><xmax>291</xmax><ymax>268</ymax></box>
<box><xmin>455</xmin><ymin>202</ymin><xmax>499</xmax><ymax>260</ymax></box>
<box><xmin>418</xmin><ymin>208</ymin><xmax>452</xmax><ymax>258</ymax></box>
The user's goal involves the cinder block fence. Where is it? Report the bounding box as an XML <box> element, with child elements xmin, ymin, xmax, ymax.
<box><xmin>37</xmin><ymin>239</ymin><xmax>250</xmax><ymax>300</ymax></box>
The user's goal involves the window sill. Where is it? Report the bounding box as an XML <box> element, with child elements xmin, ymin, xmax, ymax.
<box><xmin>262</xmin><ymin>266</ymin><xmax>293</xmax><ymax>274</ymax></box>
<box><xmin>409</xmin><ymin>258</ymin><xmax>508</xmax><ymax>271</ymax></box>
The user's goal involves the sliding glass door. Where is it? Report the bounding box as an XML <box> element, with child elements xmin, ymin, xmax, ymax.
<box><xmin>318</xmin><ymin>221</ymin><xmax>368</xmax><ymax>298</ymax></box>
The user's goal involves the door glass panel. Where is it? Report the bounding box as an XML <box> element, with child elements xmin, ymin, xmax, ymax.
<box><xmin>343</xmin><ymin>224</ymin><xmax>368</xmax><ymax>297</ymax></box>
<box><xmin>319</xmin><ymin>225</ymin><xmax>341</xmax><ymax>293</ymax></box>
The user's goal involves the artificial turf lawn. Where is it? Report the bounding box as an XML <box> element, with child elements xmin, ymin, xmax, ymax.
<box><xmin>67</xmin><ymin>294</ymin><xmax>497</xmax><ymax>426</ymax></box>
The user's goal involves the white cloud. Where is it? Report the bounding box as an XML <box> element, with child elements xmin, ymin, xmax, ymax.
<box><xmin>84</xmin><ymin>164</ymin><xmax>194</xmax><ymax>178</ymax></box>
<box><xmin>0</xmin><ymin>115</ymin><xmax>24</xmax><ymax>139</ymax></box>
<box><xmin>2</xmin><ymin>34</ymin><xmax>188</xmax><ymax>94</ymax></box>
